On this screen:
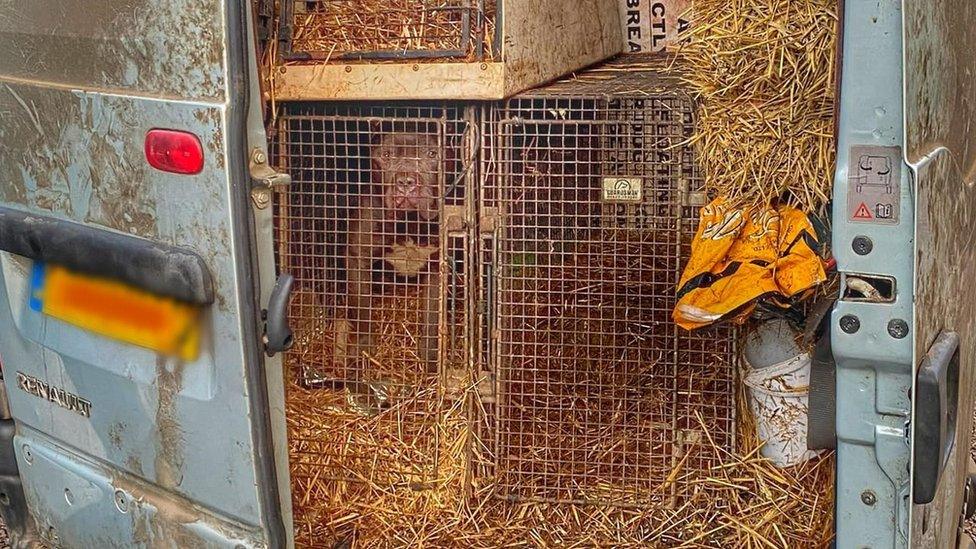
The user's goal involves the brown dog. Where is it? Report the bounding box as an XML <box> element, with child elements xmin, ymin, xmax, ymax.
<box><xmin>336</xmin><ymin>133</ymin><xmax>442</xmax><ymax>413</ymax></box>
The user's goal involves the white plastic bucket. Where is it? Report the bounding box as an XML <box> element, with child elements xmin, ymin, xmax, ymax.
<box><xmin>742</xmin><ymin>320</ymin><xmax>822</xmax><ymax>467</ymax></box>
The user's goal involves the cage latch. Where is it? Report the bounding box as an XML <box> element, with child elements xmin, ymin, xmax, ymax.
<box><xmin>443</xmin><ymin>205</ymin><xmax>467</xmax><ymax>232</ymax></box>
<box><xmin>678</xmin><ymin>179</ymin><xmax>708</xmax><ymax>208</ymax></box>
<box><xmin>480</xmin><ymin>207</ymin><xmax>500</xmax><ymax>232</ymax></box>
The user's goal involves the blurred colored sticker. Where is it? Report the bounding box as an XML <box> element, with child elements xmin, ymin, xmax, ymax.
<box><xmin>29</xmin><ymin>263</ymin><xmax>200</xmax><ymax>360</ymax></box>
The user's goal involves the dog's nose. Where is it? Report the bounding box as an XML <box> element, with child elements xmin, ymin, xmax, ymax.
<box><xmin>395</xmin><ymin>175</ymin><xmax>417</xmax><ymax>189</ymax></box>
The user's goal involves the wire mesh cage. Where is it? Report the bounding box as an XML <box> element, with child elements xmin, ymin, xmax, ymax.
<box><xmin>479</xmin><ymin>59</ymin><xmax>736</xmax><ymax>508</ymax></box>
<box><xmin>279</xmin><ymin>0</ymin><xmax>499</xmax><ymax>61</ymax></box>
<box><xmin>274</xmin><ymin>60</ymin><xmax>738</xmax><ymax>546</ymax></box>
<box><xmin>273</xmin><ymin>103</ymin><xmax>476</xmax><ymax>495</ymax></box>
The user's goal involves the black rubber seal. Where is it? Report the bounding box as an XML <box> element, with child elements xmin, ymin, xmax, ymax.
<box><xmin>0</xmin><ymin>206</ymin><xmax>214</xmax><ymax>305</ymax></box>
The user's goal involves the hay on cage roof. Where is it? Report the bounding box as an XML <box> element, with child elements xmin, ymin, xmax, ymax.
<box><xmin>259</xmin><ymin>1</ymin><xmax>497</xmax><ymax>123</ymax></box>
<box><xmin>287</xmin><ymin>0</ymin><xmax>497</xmax><ymax>63</ymax></box>
<box><xmin>678</xmin><ymin>0</ymin><xmax>839</xmax><ymax>212</ymax></box>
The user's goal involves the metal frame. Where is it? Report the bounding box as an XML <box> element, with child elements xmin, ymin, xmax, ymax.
<box><xmin>831</xmin><ymin>1</ymin><xmax>914</xmax><ymax>546</ymax></box>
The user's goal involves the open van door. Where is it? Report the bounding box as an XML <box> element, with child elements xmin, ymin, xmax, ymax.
<box><xmin>833</xmin><ymin>1</ymin><xmax>976</xmax><ymax>547</ymax></box>
<box><xmin>905</xmin><ymin>1</ymin><xmax>976</xmax><ymax>546</ymax></box>
<box><xmin>0</xmin><ymin>1</ymin><xmax>291</xmax><ymax>546</ymax></box>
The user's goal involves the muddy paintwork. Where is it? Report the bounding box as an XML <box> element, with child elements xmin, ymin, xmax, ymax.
<box><xmin>0</xmin><ymin>0</ymin><xmax>224</xmax><ymax>102</ymax></box>
<box><xmin>905</xmin><ymin>1</ymin><xmax>976</xmax><ymax>546</ymax></box>
<box><xmin>0</xmin><ymin>0</ymin><xmax>277</xmax><ymax>546</ymax></box>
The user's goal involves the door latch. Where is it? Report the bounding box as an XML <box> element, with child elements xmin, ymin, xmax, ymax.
<box><xmin>249</xmin><ymin>148</ymin><xmax>291</xmax><ymax>210</ymax></box>
<box><xmin>263</xmin><ymin>273</ymin><xmax>295</xmax><ymax>356</ymax></box>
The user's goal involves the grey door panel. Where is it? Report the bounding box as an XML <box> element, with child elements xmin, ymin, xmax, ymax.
<box><xmin>0</xmin><ymin>1</ymin><xmax>283</xmax><ymax>546</ymax></box>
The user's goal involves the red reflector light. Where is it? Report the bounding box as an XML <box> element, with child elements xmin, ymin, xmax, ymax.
<box><xmin>145</xmin><ymin>129</ymin><xmax>205</xmax><ymax>175</ymax></box>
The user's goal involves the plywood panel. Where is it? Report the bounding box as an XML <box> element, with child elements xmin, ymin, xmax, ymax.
<box><xmin>502</xmin><ymin>0</ymin><xmax>623</xmax><ymax>96</ymax></box>
<box><xmin>275</xmin><ymin>62</ymin><xmax>506</xmax><ymax>101</ymax></box>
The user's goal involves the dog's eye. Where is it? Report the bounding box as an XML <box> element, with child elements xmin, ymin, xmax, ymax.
<box><xmin>380</xmin><ymin>150</ymin><xmax>392</xmax><ymax>159</ymax></box>
<box><xmin>425</xmin><ymin>149</ymin><xmax>438</xmax><ymax>159</ymax></box>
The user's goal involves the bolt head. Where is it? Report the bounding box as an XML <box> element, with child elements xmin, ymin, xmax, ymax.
<box><xmin>888</xmin><ymin>319</ymin><xmax>910</xmax><ymax>339</ymax></box>
<box><xmin>251</xmin><ymin>187</ymin><xmax>272</xmax><ymax>209</ymax></box>
<box><xmin>861</xmin><ymin>490</ymin><xmax>877</xmax><ymax>506</ymax></box>
<box><xmin>852</xmin><ymin>236</ymin><xmax>874</xmax><ymax>256</ymax></box>
<box><xmin>840</xmin><ymin>315</ymin><xmax>861</xmax><ymax>334</ymax></box>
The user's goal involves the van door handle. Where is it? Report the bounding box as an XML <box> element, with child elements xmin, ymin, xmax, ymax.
<box><xmin>263</xmin><ymin>273</ymin><xmax>294</xmax><ymax>356</ymax></box>
<box><xmin>0</xmin><ymin>206</ymin><xmax>213</xmax><ymax>305</ymax></box>
<box><xmin>913</xmin><ymin>330</ymin><xmax>961</xmax><ymax>504</ymax></box>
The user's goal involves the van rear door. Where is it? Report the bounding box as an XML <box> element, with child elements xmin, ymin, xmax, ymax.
<box><xmin>0</xmin><ymin>1</ymin><xmax>288</xmax><ymax>546</ymax></box>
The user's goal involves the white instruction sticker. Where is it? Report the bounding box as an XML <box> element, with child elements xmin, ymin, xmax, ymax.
<box><xmin>602</xmin><ymin>177</ymin><xmax>644</xmax><ymax>203</ymax></box>
<box><xmin>847</xmin><ymin>145</ymin><xmax>901</xmax><ymax>225</ymax></box>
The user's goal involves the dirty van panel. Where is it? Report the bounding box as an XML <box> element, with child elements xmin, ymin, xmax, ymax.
<box><xmin>0</xmin><ymin>1</ymin><xmax>284</xmax><ymax>548</ymax></box>
<box><xmin>0</xmin><ymin>0</ymin><xmax>225</xmax><ymax>101</ymax></box>
<box><xmin>906</xmin><ymin>0</ymin><xmax>976</xmax><ymax>546</ymax></box>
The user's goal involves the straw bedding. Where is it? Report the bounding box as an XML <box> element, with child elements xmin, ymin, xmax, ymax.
<box><xmin>286</xmin><ymin>373</ymin><xmax>834</xmax><ymax>548</ymax></box>
<box><xmin>289</xmin><ymin>0</ymin><xmax>497</xmax><ymax>62</ymax></box>
<box><xmin>679</xmin><ymin>0</ymin><xmax>839</xmax><ymax>212</ymax></box>
<box><xmin>284</xmin><ymin>262</ymin><xmax>834</xmax><ymax>548</ymax></box>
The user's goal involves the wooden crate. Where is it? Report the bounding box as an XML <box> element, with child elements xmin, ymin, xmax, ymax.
<box><xmin>275</xmin><ymin>0</ymin><xmax>622</xmax><ymax>101</ymax></box>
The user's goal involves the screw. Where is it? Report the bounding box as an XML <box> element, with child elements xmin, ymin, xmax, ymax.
<box><xmin>252</xmin><ymin>150</ymin><xmax>267</xmax><ymax>165</ymax></box>
<box><xmin>852</xmin><ymin>236</ymin><xmax>874</xmax><ymax>256</ymax></box>
<box><xmin>344</xmin><ymin>65</ymin><xmax>352</xmax><ymax>73</ymax></box>
<box><xmin>22</xmin><ymin>445</ymin><xmax>32</xmax><ymax>465</ymax></box>
<box><xmin>114</xmin><ymin>490</ymin><xmax>128</xmax><ymax>513</ymax></box>
<box><xmin>413</xmin><ymin>64</ymin><xmax>420</xmax><ymax>72</ymax></box>
<box><xmin>888</xmin><ymin>319</ymin><xmax>910</xmax><ymax>339</ymax></box>
<box><xmin>840</xmin><ymin>315</ymin><xmax>861</xmax><ymax>334</ymax></box>
<box><xmin>861</xmin><ymin>490</ymin><xmax>877</xmax><ymax>506</ymax></box>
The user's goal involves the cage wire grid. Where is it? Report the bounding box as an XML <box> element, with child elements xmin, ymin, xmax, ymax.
<box><xmin>481</xmin><ymin>63</ymin><xmax>736</xmax><ymax>508</ymax></box>
<box><xmin>273</xmin><ymin>102</ymin><xmax>475</xmax><ymax>487</ymax></box>
<box><xmin>272</xmin><ymin>61</ymin><xmax>735</xmax><ymax>526</ymax></box>
<box><xmin>280</xmin><ymin>0</ymin><xmax>499</xmax><ymax>61</ymax></box>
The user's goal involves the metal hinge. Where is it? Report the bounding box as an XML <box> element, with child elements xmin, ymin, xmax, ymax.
<box><xmin>443</xmin><ymin>205</ymin><xmax>467</xmax><ymax>232</ymax></box>
<box><xmin>476</xmin><ymin>371</ymin><xmax>496</xmax><ymax>404</ymax></box>
<box><xmin>249</xmin><ymin>148</ymin><xmax>291</xmax><ymax>210</ymax></box>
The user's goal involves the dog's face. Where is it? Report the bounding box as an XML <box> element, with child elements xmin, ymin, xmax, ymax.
<box><xmin>372</xmin><ymin>133</ymin><xmax>441</xmax><ymax>221</ymax></box>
